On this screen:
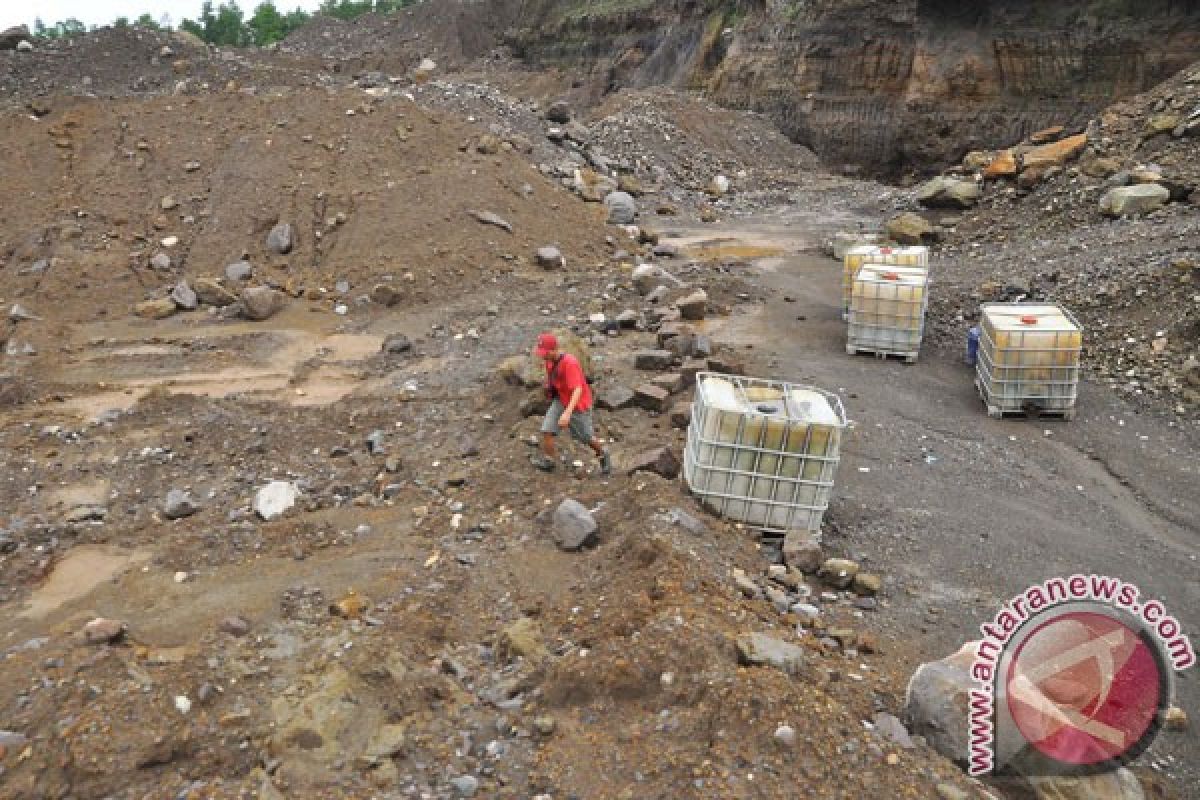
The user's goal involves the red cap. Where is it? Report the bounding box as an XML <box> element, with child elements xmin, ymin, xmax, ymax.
<box><xmin>534</xmin><ymin>332</ymin><xmax>558</xmax><ymax>357</ymax></box>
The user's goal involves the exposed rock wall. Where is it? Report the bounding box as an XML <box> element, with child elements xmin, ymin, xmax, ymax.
<box><xmin>503</xmin><ymin>0</ymin><xmax>1200</xmax><ymax>173</ymax></box>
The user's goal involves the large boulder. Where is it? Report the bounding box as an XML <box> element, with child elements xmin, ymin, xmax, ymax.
<box><xmin>983</xmin><ymin>150</ymin><xmax>1018</xmax><ymax>179</ymax></box>
<box><xmin>552</xmin><ymin>498</ymin><xmax>597</xmax><ymax>550</ymax></box>
<box><xmin>904</xmin><ymin>642</ymin><xmax>976</xmax><ymax>764</ymax></box>
<box><xmin>886</xmin><ymin>212</ymin><xmax>937</xmax><ymax>245</ymax></box>
<box><xmin>916</xmin><ymin>176</ymin><xmax>980</xmax><ymax>209</ymax></box>
<box><xmin>240</xmin><ymin>287</ymin><xmax>286</xmax><ymax>320</ymax></box>
<box><xmin>0</xmin><ymin>26</ymin><xmax>30</xmax><ymax>50</ymax></box>
<box><xmin>1027</xmin><ymin>769</ymin><xmax>1146</xmax><ymax>800</ymax></box>
<box><xmin>604</xmin><ymin>191</ymin><xmax>637</xmax><ymax>224</ymax></box>
<box><xmin>1021</xmin><ymin>132</ymin><xmax>1088</xmax><ymax>171</ymax></box>
<box><xmin>1099</xmin><ymin>184</ymin><xmax>1169</xmax><ymax>217</ymax></box>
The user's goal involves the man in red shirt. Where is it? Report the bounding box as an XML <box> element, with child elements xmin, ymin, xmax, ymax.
<box><xmin>530</xmin><ymin>332</ymin><xmax>612</xmax><ymax>475</ymax></box>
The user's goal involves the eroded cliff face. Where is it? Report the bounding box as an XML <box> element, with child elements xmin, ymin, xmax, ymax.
<box><xmin>504</xmin><ymin>0</ymin><xmax>1200</xmax><ymax>173</ymax></box>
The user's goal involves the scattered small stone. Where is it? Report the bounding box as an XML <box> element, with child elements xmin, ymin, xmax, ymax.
<box><xmin>676</xmin><ymin>289</ymin><xmax>708</xmax><ymax>321</ymax></box>
<box><xmin>782</xmin><ymin>530</ymin><xmax>823</xmax><ymax>573</ymax></box>
<box><xmin>773</xmin><ymin>724</ymin><xmax>796</xmax><ymax>748</ymax></box>
<box><xmin>632</xmin><ymin>384</ymin><xmax>670</xmax><ymax>412</ymax></box>
<box><xmin>266</xmin><ymin>223</ymin><xmax>294</xmax><ymax>255</ymax></box>
<box><xmin>381</xmin><ymin>333</ymin><xmax>412</xmax><ymax>354</ymax></box>
<box><xmin>240</xmin><ymin>287</ymin><xmax>285</xmax><ymax>320</ymax></box>
<box><xmin>604</xmin><ymin>191</ymin><xmax>637</xmax><ymax>225</ymax></box>
<box><xmin>852</xmin><ymin>572</ymin><xmax>882</xmax><ymax>596</ymax></box>
<box><xmin>83</xmin><ymin>617</ymin><xmax>126</xmax><ymax>645</ymax></box>
<box><xmin>467</xmin><ymin>209</ymin><xmax>513</xmax><ymax>233</ymax></box>
<box><xmin>163</xmin><ymin>489</ymin><xmax>199</xmax><ymax>520</ymax></box>
<box><xmin>218</xmin><ymin>616</ymin><xmax>251</xmax><ymax>636</ymax></box>
<box><xmin>535</xmin><ymin>246</ymin><xmax>565</xmax><ymax>269</ymax></box>
<box><xmin>135</xmin><ymin>297</ymin><xmax>178</xmax><ymax>320</ymax></box>
<box><xmin>254</xmin><ymin>480</ymin><xmax>299</xmax><ymax>520</ymax></box>
<box><xmin>735</xmin><ymin>632</ymin><xmax>805</xmax><ymax>676</ymax></box>
<box><xmin>627</xmin><ymin>447</ymin><xmax>680</xmax><ymax>479</ymax></box>
<box><xmin>533</xmin><ymin>716</ymin><xmax>557</xmax><ymax>736</ymax></box>
<box><xmin>818</xmin><ymin>558</ymin><xmax>860</xmax><ymax>589</ymax></box>
<box><xmin>450</xmin><ymin>775</ymin><xmax>479</xmax><ymax>798</ymax></box>
<box><xmin>370</xmin><ymin>284</ymin><xmax>403</xmax><ymax>307</ymax></box>
<box><xmin>552</xmin><ymin>498</ymin><xmax>597</xmax><ymax>550</ymax></box>
<box><xmin>170</xmin><ymin>281</ymin><xmax>198</xmax><ymax>311</ymax></box>
<box><xmin>225</xmin><ymin>260</ymin><xmax>254</xmax><ymax>281</ymax></box>
<box><xmin>1164</xmin><ymin>705</ymin><xmax>1189</xmax><ymax>732</ymax></box>
<box><xmin>634</xmin><ymin>349</ymin><xmax>674</xmax><ymax>371</ymax></box>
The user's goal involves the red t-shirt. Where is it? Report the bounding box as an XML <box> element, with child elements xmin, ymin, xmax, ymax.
<box><xmin>545</xmin><ymin>353</ymin><xmax>592</xmax><ymax>412</ymax></box>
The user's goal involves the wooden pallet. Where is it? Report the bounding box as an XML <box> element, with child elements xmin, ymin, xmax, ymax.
<box><xmin>846</xmin><ymin>344</ymin><xmax>918</xmax><ymax>364</ymax></box>
<box><xmin>974</xmin><ymin>377</ymin><xmax>1076</xmax><ymax>420</ymax></box>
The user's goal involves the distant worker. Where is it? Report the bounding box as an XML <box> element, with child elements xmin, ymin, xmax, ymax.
<box><xmin>529</xmin><ymin>332</ymin><xmax>612</xmax><ymax>476</ymax></box>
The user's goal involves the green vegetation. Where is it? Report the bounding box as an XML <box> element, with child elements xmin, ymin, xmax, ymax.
<box><xmin>31</xmin><ymin>0</ymin><xmax>419</xmax><ymax>47</ymax></box>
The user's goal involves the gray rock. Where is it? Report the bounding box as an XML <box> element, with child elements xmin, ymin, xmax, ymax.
<box><xmin>218</xmin><ymin>615</ymin><xmax>251</xmax><ymax>636</ymax></box>
<box><xmin>552</xmin><ymin>498</ymin><xmax>597</xmax><ymax>551</ymax></box>
<box><xmin>632</xmin><ymin>263</ymin><xmax>660</xmax><ymax>294</ymax></box>
<box><xmin>615</xmin><ymin>309</ymin><xmax>639</xmax><ymax>329</ymax></box>
<box><xmin>151</xmin><ymin>253</ymin><xmax>172</xmax><ymax>270</ymax></box>
<box><xmin>16</xmin><ymin>40</ymin><xmax>32</xmax><ymax>53</ymax></box>
<box><xmin>1026</xmin><ymin>769</ymin><xmax>1146</xmax><ymax>800</ymax></box>
<box><xmin>381</xmin><ymin>333</ymin><xmax>412</xmax><ymax>354</ymax></box>
<box><xmin>366</xmin><ymin>430</ymin><xmax>386</xmax><ymax>455</ymax></box>
<box><xmin>886</xmin><ymin>212</ymin><xmax>937</xmax><ymax>245</ymax></box>
<box><xmin>544</xmin><ymin>100</ymin><xmax>571</xmax><ymax>124</ymax></box>
<box><xmin>652</xmin><ymin>242</ymin><xmax>679</xmax><ymax>258</ymax></box>
<box><xmin>773</xmin><ymin>724</ymin><xmax>796</xmax><ymax>748</ymax></box>
<box><xmin>645</xmin><ymin>285</ymin><xmax>670</xmax><ymax>305</ymax></box>
<box><xmin>171</xmin><ymin>281</ymin><xmax>198</xmax><ymax>310</ymax></box>
<box><xmin>904</xmin><ymin>642</ymin><xmax>976</xmax><ymax>764</ymax></box>
<box><xmin>668</xmin><ymin>507</ymin><xmax>706</xmax><ymax>535</ymax></box>
<box><xmin>0</xmin><ymin>730</ymin><xmax>29</xmax><ymax>751</ymax></box>
<box><xmin>733</xmin><ymin>570</ymin><xmax>761</xmax><ymax>598</ymax></box>
<box><xmin>1100</xmin><ymin>184</ymin><xmax>1170</xmax><ymax>217</ymax></box>
<box><xmin>595</xmin><ymin>385</ymin><xmax>636</xmax><ymax>411</ymax></box>
<box><xmin>240</xmin><ymin>287</ymin><xmax>285</xmax><ymax>321</ymax></box>
<box><xmin>535</xmin><ymin>246</ymin><xmax>564</xmax><ymax>269</ymax></box>
<box><xmin>782</xmin><ymin>530</ymin><xmax>823</xmax><ymax>573</ymax></box>
<box><xmin>676</xmin><ymin>289</ymin><xmax>708</xmax><ymax>320</ymax></box>
<box><xmin>225</xmin><ymin>260</ymin><xmax>253</xmax><ymax>281</ymax></box>
<box><xmin>450</xmin><ymin>775</ymin><xmax>479</xmax><ymax>797</ymax></box>
<box><xmin>872</xmin><ymin>712</ymin><xmax>914</xmax><ymax>748</ymax></box>
<box><xmin>633</xmin><ymin>384</ymin><xmax>670</xmax><ymax>412</ymax></box>
<box><xmin>818</xmin><ymin>557</ymin><xmax>860</xmax><ymax>589</ymax></box>
<box><xmin>735</xmin><ymin>632</ymin><xmax>806</xmax><ymax>676</ymax></box>
<box><xmin>83</xmin><ymin>617</ymin><xmax>126</xmax><ymax>645</ymax></box>
<box><xmin>467</xmin><ymin>209</ymin><xmax>513</xmax><ymax>233</ymax></box>
<box><xmin>634</xmin><ymin>349</ymin><xmax>674</xmax><ymax>370</ymax></box>
<box><xmin>193</xmin><ymin>278</ymin><xmax>237</xmax><ymax>307</ymax></box>
<box><xmin>370</xmin><ymin>283</ymin><xmax>403</xmax><ymax>307</ymax></box>
<box><xmin>163</xmin><ymin>489</ymin><xmax>199</xmax><ymax>520</ymax></box>
<box><xmin>627</xmin><ymin>447</ymin><xmax>680</xmax><ymax>479</ymax></box>
<box><xmin>604</xmin><ymin>191</ymin><xmax>637</xmax><ymax>224</ymax></box>
<box><xmin>266</xmin><ymin>223</ymin><xmax>293</xmax><ymax>254</ymax></box>
<box><xmin>254</xmin><ymin>481</ymin><xmax>299</xmax><ymax>520</ymax></box>
<box><xmin>916</xmin><ymin>176</ymin><xmax>980</xmax><ymax>209</ymax></box>
<box><xmin>8</xmin><ymin>303</ymin><xmax>38</xmax><ymax>321</ymax></box>
<box><xmin>765</xmin><ymin>586</ymin><xmax>791</xmax><ymax>614</ymax></box>
<box><xmin>0</xmin><ymin>25</ymin><xmax>31</xmax><ymax>50</ymax></box>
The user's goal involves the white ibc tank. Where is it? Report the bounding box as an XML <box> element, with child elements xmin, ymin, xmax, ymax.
<box><xmin>847</xmin><ymin>264</ymin><xmax>929</xmax><ymax>357</ymax></box>
<box><xmin>842</xmin><ymin>245</ymin><xmax>929</xmax><ymax>316</ymax></box>
<box><xmin>976</xmin><ymin>303</ymin><xmax>1082</xmax><ymax>415</ymax></box>
<box><xmin>683</xmin><ymin>373</ymin><xmax>847</xmax><ymax>532</ymax></box>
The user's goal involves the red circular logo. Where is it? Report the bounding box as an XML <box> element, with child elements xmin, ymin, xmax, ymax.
<box><xmin>1005</xmin><ymin>610</ymin><xmax>1166</xmax><ymax>767</ymax></box>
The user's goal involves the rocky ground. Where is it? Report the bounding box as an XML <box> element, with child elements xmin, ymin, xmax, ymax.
<box><xmin>0</xmin><ymin>13</ymin><xmax>1197</xmax><ymax>800</ymax></box>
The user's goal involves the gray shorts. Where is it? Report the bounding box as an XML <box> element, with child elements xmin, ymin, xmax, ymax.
<box><xmin>541</xmin><ymin>399</ymin><xmax>595</xmax><ymax>444</ymax></box>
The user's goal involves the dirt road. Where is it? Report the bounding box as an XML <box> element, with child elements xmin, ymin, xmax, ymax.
<box><xmin>663</xmin><ymin>200</ymin><xmax>1200</xmax><ymax>793</ymax></box>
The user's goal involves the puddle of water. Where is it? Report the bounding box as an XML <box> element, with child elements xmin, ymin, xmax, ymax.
<box><xmin>19</xmin><ymin>545</ymin><xmax>151</xmax><ymax>619</ymax></box>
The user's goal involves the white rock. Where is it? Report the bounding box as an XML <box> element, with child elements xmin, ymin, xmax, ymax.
<box><xmin>254</xmin><ymin>481</ymin><xmax>299</xmax><ymax>520</ymax></box>
<box><xmin>161</xmin><ymin>236</ymin><xmax>179</xmax><ymax>248</ymax></box>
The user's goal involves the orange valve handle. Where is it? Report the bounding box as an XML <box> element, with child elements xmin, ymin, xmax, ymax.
<box><xmin>881</xmin><ymin>271</ymin><xmax>900</xmax><ymax>281</ymax></box>
<box><xmin>1020</xmin><ymin>315</ymin><xmax>1039</xmax><ymax>325</ymax></box>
